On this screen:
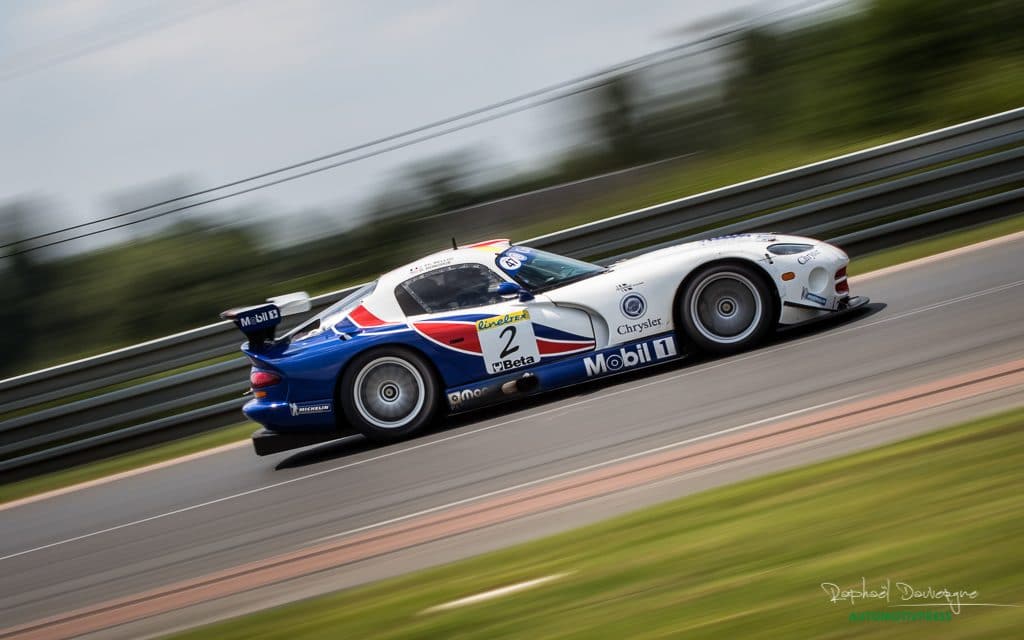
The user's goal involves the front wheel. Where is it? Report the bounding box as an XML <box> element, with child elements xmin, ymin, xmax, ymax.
<box><xmin>678</xmin><ymin>263</ymin><xmax>775</xmax><ymax>355</ymax></box>
<box><xmin>340</xmin><ymin>348</ymin><xmax>439</xmax><ymax>442</ymax></box>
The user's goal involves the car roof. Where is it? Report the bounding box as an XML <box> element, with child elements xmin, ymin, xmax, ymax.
<box><xmin>377</xmin><ymin>238</ymin><xmax>513</xmax><ymax>287</ymax></box>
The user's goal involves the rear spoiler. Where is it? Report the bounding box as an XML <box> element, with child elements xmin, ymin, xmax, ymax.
<box><xmin>220</xmin><ymin>292</ymin><xmax>311</xmax><ymax>352</ymax></box>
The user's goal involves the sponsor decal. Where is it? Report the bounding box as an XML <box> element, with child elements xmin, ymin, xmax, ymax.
<box><xmin>615</xmin><ymin>281</ymin><xmax>645</xmax><ymax>293</ymax></box>
<box><xmin>619</xmin><ymin>292</ymin><xmax>647</xmax><ymax>319</ymax></box>
<box><xmin>238</xmin><ymin>307</ymin><xmax>279</xmax><ymax>328</ymax></box>
<box><xmin>499</xmin><ymin>255</ymin><xmax>523</xmax><ymax>271</ymax></box>
<box><xmin>583</xmin><ymin>336</ymin><xmax>677</xmax><ymax>377</ymax></box>
<box><xmin>702</xmin><ymin>233</ymin><xmax>776</xmax><ymax>244</ymax></box>
<box><xmin>496</xmin><ymin>247</ymin><xmax>536</xmax><ymax>273</ymax></box>
<box><xmin>616</xmin><ymin>317</ymin><xmax>663</xmax><ymax>335</ymax></box>
<box><xmin>289</xmin><ymin>401</ymin><xmax>332</xmax><ymax>416</ymax></box>
<box><xmin>802</xmin><ymin>287</ymin><xmax>828</xmax><ymax>305</ymax></box>
<box><xmin>476</xmin><ymin>309</ymin><xmax>530</xmax><ymax>331</ymax></box>
<box><xmin>797</xmin><ymin>248</ymin><xmax>822</xmax><ymax>265</ymax></box>
<box><xmin>448</xmin><ymin>387</ymin><xmax>489</xmax><ymax>408</ymax></box>
<box><xmin>408</xmin><ymin>256</ymin><xmax>454</xmax><ymax>274</ymax></box>
<box><xmin>489</xmin><ymin>354</ymin><xmax>537</xmax><ymax>373</ymax></box>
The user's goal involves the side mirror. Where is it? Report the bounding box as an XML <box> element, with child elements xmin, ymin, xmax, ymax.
<box><xmin>494</xmin><ymin>281</ymin><xmax>534</xmax><ymax>302</ymax></box>
<box><xmin>494</xmin><ymin>281</ymin><xmax>522</xmax><ymax>296</ymax></box>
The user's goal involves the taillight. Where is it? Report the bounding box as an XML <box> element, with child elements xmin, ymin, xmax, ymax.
<box><xmin>835</xmin><ymin>267</ymin><xmax>849</xmax><ymax>294</ymax></box>
<box><xmin>250</xmin><ymin>370</ymin><xmax>281</xmax><ymax>388</ymax></box>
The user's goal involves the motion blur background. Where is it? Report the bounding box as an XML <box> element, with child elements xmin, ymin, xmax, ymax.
<box><xmin>2</xmin><ymin>0</ymin><xmax>1022</xmax><ymax>377</ymax></box>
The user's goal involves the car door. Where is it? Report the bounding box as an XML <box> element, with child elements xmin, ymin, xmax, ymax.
<box><xmin>394</xmin><ymin>264</ymin><xmax>595</xmax><ymax>383</ymax></box>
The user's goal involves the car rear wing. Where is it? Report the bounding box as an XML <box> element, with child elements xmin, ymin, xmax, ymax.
<box><xmin>220</xmin><ymin>292</ymin><xmax>311</xmax><ymax>352</ymax></box>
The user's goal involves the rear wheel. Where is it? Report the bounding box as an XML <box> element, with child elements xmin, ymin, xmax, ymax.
<box><xmin>678</xmin><ymin>263</ymin><xmax>774</xmax><ymax>354</ymax></box>
<box><xmin>340</xmin><ymin>348</ymin><xmax>439</xmax><ymax>442</ymax></box>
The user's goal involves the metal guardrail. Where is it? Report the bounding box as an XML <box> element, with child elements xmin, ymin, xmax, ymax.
<box><xmin>2</xmin><ymin>106</ymin><xmax>1023</xmax><ymax>477</ymax></box>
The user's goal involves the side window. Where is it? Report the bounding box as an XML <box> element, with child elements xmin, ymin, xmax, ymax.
<box><xmin>395</xmin><ymin>264</ymin><xmax>505</xmax><ymax>315</ymax></box>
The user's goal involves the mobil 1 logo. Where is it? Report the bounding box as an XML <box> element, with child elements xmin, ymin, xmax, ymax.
<box><xmin>583</xmin><ymin>336</ymin><xmax>678</xmax><ymax>377</ymax></box>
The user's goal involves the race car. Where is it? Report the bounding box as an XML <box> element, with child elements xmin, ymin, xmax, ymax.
<box><xmin>222</xmin><ymin>234</ymin><xmax>867</xmax><ymax>455</ymax></box>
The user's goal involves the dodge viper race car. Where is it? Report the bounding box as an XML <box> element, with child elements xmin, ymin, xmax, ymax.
<box><xmin>222</xmin><ymin>234</ymin><xmax>868</xmax><ymax>455</ymax></box>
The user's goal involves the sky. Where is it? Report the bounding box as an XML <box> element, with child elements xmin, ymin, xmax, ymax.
<box><xmin>0</xmin><ymin>0</ymin><xmax>811</xmax><ymax>252</ymax></box>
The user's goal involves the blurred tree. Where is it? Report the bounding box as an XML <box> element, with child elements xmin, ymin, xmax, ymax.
<box><xmin>0</xmin><ymin>203</ymin><xmax>48</xmax><ymax>374</ymax></box>
<box><xmin>405</xmin><ymin>151</ymin><xmax>481</xmax><ymax>214</ymax></box>
<box><xmin>586</xmin><ymin>74</ymin><xmax>648</xmax><ymax>169</ymax></box>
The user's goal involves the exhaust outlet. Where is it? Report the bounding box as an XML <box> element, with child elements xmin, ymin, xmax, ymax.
<box><xmin>501</xmin><ymin>373</ymin><xmax>538</xmax><ymax>395</ymax></box>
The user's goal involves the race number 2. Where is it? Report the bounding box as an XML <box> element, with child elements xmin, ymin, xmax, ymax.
<box><xmin>475</xmin><ymin>309</ymin><xmax>540</xmax><ymax>374</ymax></box>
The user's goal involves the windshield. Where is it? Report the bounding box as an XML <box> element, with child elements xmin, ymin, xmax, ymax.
<box><xmin>496</xmin><ymin>246</ymin><xmax>605</xmax><ymax>291</ymax></box>
<box><xmin>288</xmin><ymin>281</ymin><xmax>376</xmax><ymax>340</ymax></box>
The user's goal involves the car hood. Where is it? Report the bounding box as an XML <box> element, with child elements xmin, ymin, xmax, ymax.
<box><xmin>607</xmin><ymin>232</ymin><xmax>817</xmax><ymax>269</ymax></box>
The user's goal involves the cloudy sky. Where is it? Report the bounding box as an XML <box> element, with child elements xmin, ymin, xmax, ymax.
<box><xmin>0</xmin><ymin>0</ymin><xmax>808</xmax><ymax>250</ymax></box>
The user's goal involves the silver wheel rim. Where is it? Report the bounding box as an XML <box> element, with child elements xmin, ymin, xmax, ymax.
<box><xmin>352</xmin><ymin>356</ymin><xmax>425</xmax><ymax>429</ymax></box>
<box><xmin>689</xmin><ymin>272</ymin><xmax>763</xmax><ymax>344</ymax></box>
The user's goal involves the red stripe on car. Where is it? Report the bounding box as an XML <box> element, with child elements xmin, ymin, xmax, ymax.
<box><xmin>537</xmin><ymin>338</ymin><xmax>595</xmax><ymax>355</ymax></box>
<box><xmin>348</xmin><ymin>305</ymin><xmax>389</xmax><ymax>328</ymax></box>
<box><xmin>413</xmin><ymin>321</ymin><xmax>483</xmax><ymax>354</ymax></box>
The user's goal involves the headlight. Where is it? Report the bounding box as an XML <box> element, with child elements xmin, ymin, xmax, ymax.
<box><xmin>767</xmin><ymin>243</ymin><xmax>814</xmax><ymax>256</ymax></box>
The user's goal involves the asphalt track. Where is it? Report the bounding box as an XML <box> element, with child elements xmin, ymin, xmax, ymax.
<box><xmin>1</xmin><ymin>235</ymin><xmax>1023</xmax><ymax>638</ymax></box>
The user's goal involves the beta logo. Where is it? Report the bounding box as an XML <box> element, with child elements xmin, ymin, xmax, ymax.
<box><xmin>490</xmin><ymin>354</ymin><xmax>537</xmax><ymax>373</ymax></box>
<box><xmin>583</xmin><ymin>337</ymin><xmax>677</xmax><ymax>377</ymax></box>
<box><xmin>620</xmin><ymin>293</ymin><xmax>647</xmax><ymax>319</ymax></box>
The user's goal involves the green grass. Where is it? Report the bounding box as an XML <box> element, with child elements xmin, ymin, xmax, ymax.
<box><xmin>0</xmin><ymin>422</ymin><xmax>254</xmax><ymax>504</ymax></box>
<box><xmin>3</xmin><ymin>213</ymin><xmax>1021</xmax><ymax>507</ymax></box>
<box><xmin>174</xmin><ymin>408</ymin><xmax>1024</xmax><ymax>640</ymax></box>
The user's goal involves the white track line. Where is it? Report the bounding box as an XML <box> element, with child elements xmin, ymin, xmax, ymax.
<box><xmin>421</xmin><ymin>572</ymin><xmax>574</xmax><ymax>613</ymax></box>
<box><xmin>1</xmin><ymin>275</ymin><xmax>1022</xmax><ymax>564</ymax></box>
<box><xmin>310</xmin><ymin>395</ymin><xmax>861</xmax><ymax>545</ymax></box>
<box><xmin>3</xmin><ymin>228</ymin><xmax>1021</xmax><ymax>513</ymax></box>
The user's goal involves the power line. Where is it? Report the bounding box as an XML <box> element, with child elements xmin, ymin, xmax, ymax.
<box><xmin>2</xmin><ymin>30</ymin><xmax>738</xmax><ymax>254</ymax></box>
<box><xmin>0</xmin><ymin>0</ymin><xmax>249</xmax><ymax>82</ymax></box>
<box><xmin>3</xmin><ymin>0</ymin><xmax>834</xmax><ymax>258</ymax></box>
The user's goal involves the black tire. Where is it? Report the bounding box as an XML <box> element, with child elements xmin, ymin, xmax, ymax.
<box><xmin>339</xmin><ymin>347</ymin><xmax>439</xmax><ymax>442</ymax></box>
<box><xmin>678</xmin><ymin>263</ymin><xmax>775</xmax><ymax>355</ymax></box>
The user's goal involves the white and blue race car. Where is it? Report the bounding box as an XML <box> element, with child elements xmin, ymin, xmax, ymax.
<box><xmin>222</xmin><ymin>235</ymin><xmax>867</xmax><ymax>455</ymax></box>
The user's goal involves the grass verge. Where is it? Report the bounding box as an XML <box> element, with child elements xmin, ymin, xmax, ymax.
<box><xmin>0</xmin><ymin>422</ymin><xmax>254</xmax><ymax>505</ymax></box>
<box><xmin>3</xmin><ymin>214</ymin><xmax>1022</xmax><ymax>507</ymax></box>
<box><xmin>174</xmin><ymin>407</ymin><xmax>1024</xmax><ymax>640</ymax></box>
